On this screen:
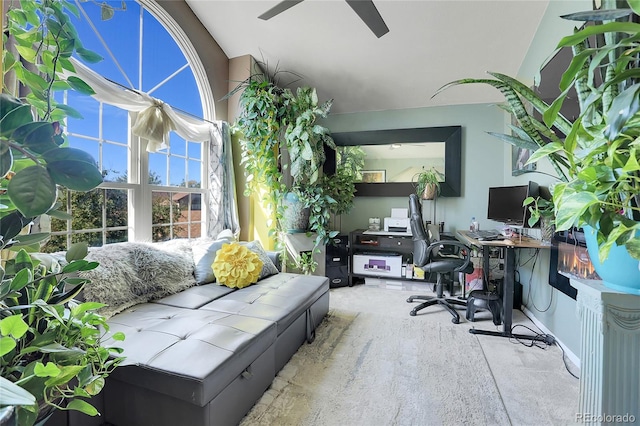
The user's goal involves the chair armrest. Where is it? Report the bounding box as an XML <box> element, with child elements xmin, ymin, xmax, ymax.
<box><xmin>427</xmin><ymin>240</ymin><xmax>472</xmax><ymax>272</ymax></box>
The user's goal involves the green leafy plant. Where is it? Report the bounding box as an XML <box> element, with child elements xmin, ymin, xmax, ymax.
<box><xmin>434</xmin><ymin>0</ymin><xmax>640</xmax><ymax>261</ymax></box>
<box><xmin>2</xmin><ymin>2</ymin><xmax>125</xmax><ymax>423</ymax></box>
<box><xmin>2</xmin><ymin>0</ymin><xmax>109</xmax><ymax>250</ymax></box>
<box><xmin>0</xmin><ymin>245</ymin><xmax>125</xmax><ymax>424</ymax></box>
<box><xmin>230</xmin><ymin>66</ymin><xmax>353</xmax><ymax>251</ymax></box>
<box><xmin>524</xmin><ymin>195</ymin><xmax>555</xmax><ymax>228</ymax></box>
<box><xmin>293</xmin><ymin>251</ymin><xmax>317</xmax><ymax>275</ymax></box>
<box><xmin>413</xmin><ymin>168</ymin><xmax>444</xmax><ymax>200</ymax></box>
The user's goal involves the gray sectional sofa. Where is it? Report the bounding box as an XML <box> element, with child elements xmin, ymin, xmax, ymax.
<box><xmin>52</xmin><ymin>238</ymin><xmax>330</xmax><ymax>426</ymax></box>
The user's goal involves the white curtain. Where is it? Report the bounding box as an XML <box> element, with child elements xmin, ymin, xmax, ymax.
<box><xmin>208</xmin><ymin>122</ymin><xmax>240</xmax><ymax>238</ymax></box>
<box><xmin>66</xmin><ymin>58</ymin><xmax>240</xmax><ymax>236</ymax></box>
<box><xmin>68</xmin><ymin>58</ymin><xmax>211</xmax><ymax>151</ymax></box>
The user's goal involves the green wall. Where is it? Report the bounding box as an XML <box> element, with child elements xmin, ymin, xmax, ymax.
<box><xmin>323</xmin><ymin>0</ymin><xmax>593</xmax><ymax>361</ymax></box>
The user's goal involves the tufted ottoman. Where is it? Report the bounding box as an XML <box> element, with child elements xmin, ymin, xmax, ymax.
<box><xmin>199</xmin><ymin>273</ymin><xmax>330</xmax><ymax>370</ymax></box>
<box><xmin>101</xmin><ymin>304</ymin><xmax>277</xmax><ymax>426</ymax></box>
<box><xmin>87</xmin><ymin>272</ymin><xmax>329</xmax><ymax>426</ymax></box>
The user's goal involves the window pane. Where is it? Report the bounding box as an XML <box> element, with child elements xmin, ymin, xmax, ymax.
<box><xmin>170</xmin><ymin>135</ymin><xmax>187</xmax><ymax>156</ymax></box>
<box><xmin>102</xmin><ymin>144</ymin><xmax>128</xmax><ymax>182</ymax></box>
<box><xmin>42</xmin><ymin>235</ymin><xmax>66</xmax><ymax>254</ymax></box>
<box><xmin>103</xmin><ymin>103</ymin><xmax>129</xmax><ymax>143</ymax></box>
<box><xmin>72</xmin><ymin>232</ymin><xmax>103</xmax><ymax>248</ymax></box>
<box><xmin>106</xmin><ymin>230</ymin><xmax>128</xmax><ymax>245</ymax></box>
<box><xmin>149</xmin><ymin>153</ymin><xmax>167</xmax><ymax>185</ymax></box>
<box><xmin>188</xmin><ymin>142</ymin><xmax>201</xmax><ymax>160</ymax></box>
<box><xmin>71</xmin><ymin>189</ymin><xmax>104</xmax><ymax>230</ymax></box>
<box><xmin>73</xmin><ymin>2</ymin><xmax>141</xmax><ymax>86</ymax></box>
<box><xmin>152</xmin><ymin>225</ymin><xmax>171</xmax><ymax>242</ymax></box>
<box><xmin>106</xmin><ymin>189</ymin><xmax>128</xmax><ymax>227</ymax></box>
<box><xmin>187</xmin><ymin>160</ymin><xmax>201</xmax><ymax>188</ymax></box>
<box><xmin>67</xmin><ymin>91</ymin><xmax>99</xmax><ymax>138</ymax></box>
<box><xmin>170</xmin><ymin>156</ymin><xmax>186</xmax><ymax>187</ymax></box>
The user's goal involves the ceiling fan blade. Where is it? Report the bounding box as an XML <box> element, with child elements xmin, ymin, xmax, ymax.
<box><xmin>258</xmin><ymin>0</ymin><xmax>305</xmax><ymax>20</ymax></box>
<box><xmin>345</xmin><ymin>0</ymin><xmax>389</xmax><ymax>38</ymax></box>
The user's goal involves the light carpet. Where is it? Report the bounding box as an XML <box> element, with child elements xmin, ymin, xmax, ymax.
<box><xmin>240</xmin><ymin>284</ymin><xmax>580</xmax><ymax>426</ymax></box>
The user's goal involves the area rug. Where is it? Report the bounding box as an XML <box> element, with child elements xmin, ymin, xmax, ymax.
<box><xmin>240</xmin><ymin>286</ymin><xmax>512</xmax><ymax>425</ymax></box>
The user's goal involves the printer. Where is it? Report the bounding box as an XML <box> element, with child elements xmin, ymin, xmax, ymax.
<box><xmin>383</xmin><ymin>208</ymin><xmax>411</xmax><ymax>233</ymax></box>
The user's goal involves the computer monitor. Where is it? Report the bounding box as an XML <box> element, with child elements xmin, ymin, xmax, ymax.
<box><xmin>487</xmin><ymin>181</ymin><xmax>539</xmax><ymax>227</ymax></box>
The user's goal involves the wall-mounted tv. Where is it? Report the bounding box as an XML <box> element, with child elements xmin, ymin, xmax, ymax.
<box><xmin>487</xmin><ymin>181</ymin><xmax>539</xmax><ymax>227</ymax></box>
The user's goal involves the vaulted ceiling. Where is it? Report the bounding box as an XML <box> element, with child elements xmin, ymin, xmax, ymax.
<box><xmin>185</xmin><ymin>1</ymin><xmax>577</xmax><ymax>115</ymax></box>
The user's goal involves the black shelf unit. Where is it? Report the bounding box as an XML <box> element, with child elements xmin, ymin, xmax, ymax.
<box><xmin>349</xmin><ymin>229</ymin><xmax>424</xmax><ymax>285</ymax></box>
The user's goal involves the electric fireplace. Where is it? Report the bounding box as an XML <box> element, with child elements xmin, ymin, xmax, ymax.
<box><xmin>549</xmin><ymin>228</ymin><xmax>600</xmax><ymax>299</ymax></box>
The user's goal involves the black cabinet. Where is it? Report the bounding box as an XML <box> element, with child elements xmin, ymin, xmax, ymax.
<box><xmin>326</xmin><ymin>235</ymin><xmax>349</xmax><ymax>288</ymax></box>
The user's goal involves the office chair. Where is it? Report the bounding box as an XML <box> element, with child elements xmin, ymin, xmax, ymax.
<box><xmin>407</xmin><ymin>193</ymin><xmax>474</xmax><ymax>323</ymax></box>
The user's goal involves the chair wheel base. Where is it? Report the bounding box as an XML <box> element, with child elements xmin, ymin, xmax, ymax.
<box><xmin>409</xmin><ymin>310</ymin><xmax>417</xmax><ymax>316</ymax></box>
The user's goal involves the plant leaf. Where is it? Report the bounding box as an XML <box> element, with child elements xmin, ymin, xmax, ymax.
<box><xmin>0</xmin><ymin>376</ymin><xmax>36</xmax><ymax>406</ymax></box>
<box><xmin>65</xmin><ymin>399</ymin><xmax>99</xmax><ymax>416</ymax></box>
<box><xmin>11</xmin><ymin>121</ymin><xmax>58</xmax><ymax>154</ymax></box>
<box><xmin>34</xmin><ymin>361</ymin><xmax>61</xmax><ymax>378</ymax></box>
<box><xmin>604</xmin><ymin>83</ymin><xmax>640</xmax><ymax>140</ymax></box>
<box><xmin>66</xmin><ymin>76</ymin><xmax>96</xmax><ymax>95</ymax></box>
<box><xmin>0</xmin><ymin>103</ymin><xmax>33</xmax><ymax>137</ymax></box>
<box><xmin>66</xmin><ymin>241</ymin><xmax>88</xmax><ymax>262</ymax></box>
<box><xmin>43</xmin><ymin>147</ymin><xmax>102</xmax><ymax>191</ymax></box>
<box><xmin>7</xmin><ymin>166</ymin><xmax>57</xmax><ymax>217</ymax></box>
<box><xmin>0</xmin><ymin>314</ymin><xmax>29</xmax><ymax>339</ymax></box>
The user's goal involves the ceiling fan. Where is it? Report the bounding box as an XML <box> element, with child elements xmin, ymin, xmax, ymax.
<box><xmin>258</xmin><ymin>0</ymin><xmax>389</xmax><ymax>38</ymax></box>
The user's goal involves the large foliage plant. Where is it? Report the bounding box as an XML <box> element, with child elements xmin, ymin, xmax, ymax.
<box><xmin>230</xmin><ymin>67</ymin><xmax>359</xmax><ymax>254</ymax></box>
<box><xmin>1</xmin><ymin>1</ymin><xmax>126</xmax><ymax>423</ymax></box>
<box><xmin>434</xmin><ymin>0</ymin><xmax>640</xmax><ymax>262</ymax></box>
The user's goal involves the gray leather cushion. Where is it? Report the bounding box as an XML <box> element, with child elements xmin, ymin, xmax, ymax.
<box><xmin>152</xmin><ymin>283</ymin><xmax>235</xmax><ymax>309</ymax></box>
<box><xmin>199</xmin><ymin>273</ymin><xmax>329</xmax><ymax>335</ymax></box>
<box><xmin>104</xmin><ymin>303</ymin><xmax>276</xmax><ymax>406</ymax></box>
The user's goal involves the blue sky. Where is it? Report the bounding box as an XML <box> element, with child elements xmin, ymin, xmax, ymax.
<box><xmin>64</xmin><ymin>1</ymin><xmax>203</xmax><ymax>186</ymax></box>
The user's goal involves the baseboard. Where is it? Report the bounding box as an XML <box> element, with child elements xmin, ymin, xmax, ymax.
<box><xmin>521</xmin><ymin>306</ymin><xmax>581</xmax><ymax>369</ymax></box>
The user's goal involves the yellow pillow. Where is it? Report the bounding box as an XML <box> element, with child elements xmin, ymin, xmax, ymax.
<box><xmin>212</xmin><ymin>242</ymin><xmax>263</xmax><ymax>289</ymax></box>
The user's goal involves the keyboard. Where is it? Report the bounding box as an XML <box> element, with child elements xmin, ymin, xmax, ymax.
<box><xmin>467</xmin><ymin>229</ymin><xmax>503</xmax><ymax>240</ymax></box>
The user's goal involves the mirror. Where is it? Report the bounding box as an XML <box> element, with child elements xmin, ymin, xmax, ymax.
<box><xmin>331</xmin><ymin>126</ymin><xmax>462</xmax><ymax>197</ymax></box>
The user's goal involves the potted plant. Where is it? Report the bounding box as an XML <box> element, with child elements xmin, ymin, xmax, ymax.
<box><xmin>414</xmin><ymin>168</ymin><xmax>444</xmax><ymax>200</ymax></box>
<box><xmin>2</xmin><ymin>1</ymin><xmax>126</xmax><ymax>421</ymax></box>
<box><xmin>524</xmin><ymin>195</ymin><xmax>555</xmax><ymax>242</ymax></box>
<box><xmin>230</xmin><ymin>68</ymin><xmax>351</xmax><ymax>250</ymax></box>
<box><xmin>0</xmin><ymin>246</ymin><xmax>125</xmax><ymax>424</ymax></box>
<box><xmin>434</xmin><ymin>0</ymin><xmax>640</xmax><ymax>293</ymax></box>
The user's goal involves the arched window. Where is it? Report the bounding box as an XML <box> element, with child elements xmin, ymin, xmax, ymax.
<box><xmin>44</xmin><ymin>0</ymin><xmax>215</xmax><ymax>251</ymax></box>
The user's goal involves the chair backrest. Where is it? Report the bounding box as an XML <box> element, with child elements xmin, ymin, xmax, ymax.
<box><xmin>408</xmin><ymin>193</ymin><xmax>431</xmax><ymax>267</ymax></box>
<box><xmin>427</xmin><ymin>223</ymin><xmax>440</xmax><ymax>242</ymax></box>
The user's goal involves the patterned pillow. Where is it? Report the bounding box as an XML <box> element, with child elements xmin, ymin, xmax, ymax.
<box><xmin>241</xmin><ymin>240</ymin><xmax>279</xmax><ymax>279</ymax></box>
<box><xmin>213</xmin><ymin>242</ymin><xmax>263</xmax><ymax>289</ymax></box>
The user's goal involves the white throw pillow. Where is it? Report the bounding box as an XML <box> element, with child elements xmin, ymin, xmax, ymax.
<box><xmin>191</xmin><ymin>235</ymin><xmax>235</xmax><ymax>284</ymax></box>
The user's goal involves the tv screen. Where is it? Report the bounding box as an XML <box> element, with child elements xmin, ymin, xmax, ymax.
<box><xmin>487</xmin><ymin>181</ymin><xmax>539</xmax><ymax>227</ymax></box>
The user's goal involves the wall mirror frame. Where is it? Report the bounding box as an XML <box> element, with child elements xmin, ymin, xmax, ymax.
<box><xmin>331</xmin><ymin>125</ymin><xmax>462</xmax><ymax>197</ymax></box>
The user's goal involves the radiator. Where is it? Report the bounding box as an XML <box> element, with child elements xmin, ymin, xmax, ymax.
<box><xmin>572</xmin><ymin>278</ymin><xmax>640</xmax><ymax>425</ymax></box>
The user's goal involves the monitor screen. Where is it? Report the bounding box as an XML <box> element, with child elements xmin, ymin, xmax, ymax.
<box><xmin>487</xmin><ymin>181</ymin><xmax>539</xmax><ymax>227</ymax></box>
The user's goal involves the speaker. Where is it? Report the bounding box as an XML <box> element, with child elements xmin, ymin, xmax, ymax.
<box><xmin>326</xmin><ymin>235</ymin><xmax>348</xmax><ymax>288</ymax></box>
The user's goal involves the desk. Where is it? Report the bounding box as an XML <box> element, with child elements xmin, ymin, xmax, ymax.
<box><xmin>456</xmin><ymin>230</ymin><xmax>550</xmax><ymax>339</ymax></box>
